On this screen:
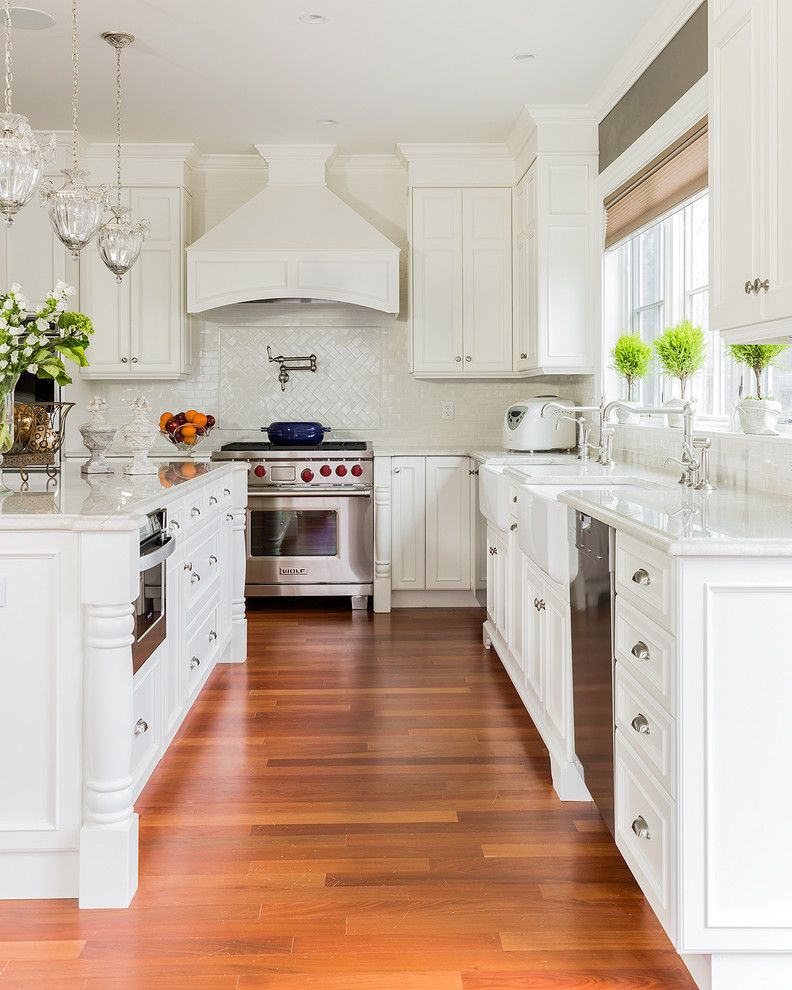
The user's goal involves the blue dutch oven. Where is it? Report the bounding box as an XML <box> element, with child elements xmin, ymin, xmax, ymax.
<box><xmin>264</xmin><ymin>421</ymin><xmax>332</xmax><ymax>446</ymax></box>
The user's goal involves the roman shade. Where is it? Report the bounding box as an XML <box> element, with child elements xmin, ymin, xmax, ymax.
<box><xmin>604</xmin><ymin>118</ymin><xmax>708</xmax><ymax>249</ymax></box>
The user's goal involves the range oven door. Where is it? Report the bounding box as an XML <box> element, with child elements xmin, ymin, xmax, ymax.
<box><xmin>246</xmin><ymin>491</ymin><xmax>373</xmax><ymax>593</ymax></box>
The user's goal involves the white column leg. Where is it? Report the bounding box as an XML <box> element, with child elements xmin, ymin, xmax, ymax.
<box><xmin>710</xmin><ymin>954</ymin><xmax>792</xmax><ymax>990</ymax></box>
<box><xmin>79</xmin><ymin>602</ymin><xmax>138</xmax><ymax>909</ymax></box>
<box><xmin>373</xmin><ymin>456</ymin><xmax>392</xmax><ymax>613</ymax></box>
<box><xmin>221</xmin><ymin>507</ymin><xmax>247</xmax><ymax>663</ymax></box>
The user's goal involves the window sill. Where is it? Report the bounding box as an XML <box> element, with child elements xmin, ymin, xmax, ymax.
<box><xmin>613</xmin><ymin>418</ymin><xmax>792</xmax><ymax>444</ymax></box>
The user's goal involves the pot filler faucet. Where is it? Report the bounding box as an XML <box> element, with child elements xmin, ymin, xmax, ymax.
<box><xmin>540</xmin><ymin>397</ymin><xmax>714</xmax><ymax>491</ymax></box>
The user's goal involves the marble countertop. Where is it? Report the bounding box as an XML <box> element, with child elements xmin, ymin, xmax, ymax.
<box><xmin>0</xmin><ymin>461</ymin><xmax>245</xmax><ymax>530</ymax></box>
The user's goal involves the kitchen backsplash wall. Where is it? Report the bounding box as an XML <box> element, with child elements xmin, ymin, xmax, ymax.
<box><xmin>64</xmin><ymin>159</ymin><xmax>594</xmax><ymax>453</ymax></box>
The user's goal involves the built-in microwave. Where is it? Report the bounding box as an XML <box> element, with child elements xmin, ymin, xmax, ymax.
<box><xmin>132</xmin><ymin>508</ymin><xmax>176</xmax><ymax>674</ymax></box>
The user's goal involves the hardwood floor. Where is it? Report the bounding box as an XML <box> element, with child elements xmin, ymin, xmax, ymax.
<box><xmin>0</xmin><ymin>604</ymin><xmax>696</xmax><ymax>989</ymax></box>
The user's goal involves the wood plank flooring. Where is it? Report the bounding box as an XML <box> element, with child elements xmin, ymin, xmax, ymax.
<box><xmin>0</xmin><ymin>604</ymin><xmax>696</xmax><ymax>989</ymax></box>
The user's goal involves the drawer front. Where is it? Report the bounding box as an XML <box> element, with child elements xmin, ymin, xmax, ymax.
<box><xmin>131</xmin><ymin>658</ymin><xmax>160</xmax><ymax>785</ymax></box>
<box><xmin>186</xmin><ymin>598</ymin><xmax>220</xmax><ymax>699</ymax></box>
<box><xmin>615</xmin><ymin>534</ymin><xmax>675</xmax><ymax>630</ymax></box>
<box><xmin>615</xmin><ymin>665</ymin><xmax>676</xmax><ymax>798</ymax></box>
<box><xmin>184</xmin><ymin>524</ymin><xmax>221</xmax><ymax>618</ymax></box>
<box><xmin>185</xmin><ymin>491</ymin><xmax>208</xmax><ymax>533</ymax></box>
<box><xmin>167</xmin><ymin>499</ymin><xmax>185</xmax><ymax>541</ymax></box>
<box><xmin>206</xmin><ymin>482</ymin><xmax>225</xmax><ymax>518</ymax></box>
<box><xmin>614</xmin><ymin>735</ymin><xmax>676</xmax><ymax>940</ymax></box>
<box><xmin>614</xmin><ymin>598</ymin><xmax>676</xmax><ymax>714</ymax></box>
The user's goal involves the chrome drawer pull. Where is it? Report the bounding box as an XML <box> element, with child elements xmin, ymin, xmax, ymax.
<box><xmin>510</xmin><ymin>523</ymin><xmax>517</xmax><ymax>532</ymax></box>
<box><xmin>191</xmin><ymin>572</ymin><xmax>201</xmax><ymax>584</ymax></box>
<box><xmin>631</xmin><ymin>713</ymin><xmax>650</xmax><ymax>735</ymax></box>
<box><xmin>134</xmin><ymin>718</ymin><xmax>148</xmax><ymax>736</ymax></box>
<box><xmin>209</xmin><ymin>554</ymin><xmax>218</xmax><ymax>565</ymax></box>
<box><xmin>631</xmin><ymin>568</ymin><xmax>651</xmax><ymax>587</ymax></box>
<box><xmin>631</xmin><ymin>815</ymin><xmax>651</xmax><ymax>840</ymax></box>
<box><xmin>631</xmin><ymin>641</ymin><xmax>650</xmax><ymax>661</ymax></box>
<box><xmin>224</xmin><ymin>488</ymin><xmax>231</xmax><ymax>496</ymax></box>
<box><xmin>191</xmin><ymin>506</ymin><xmax>201</xmax><ymax>518</ymax></box>
<box><xmin>225</xmin><ymin>513</ymin><xmax>233</xmax><ymax>522</ymax></box>
<box><xmin>183</xmin><ymin>561</ymin><xmax>192</xmax><ymax>572</ymax></box>
<box><xmin>209</xmin><ymin>495</ymin><xmax>218</xmax><ymax>506</ymax></box>
<box><xmin>190</xmin><ymin>656</ymin><xmax>201</xmax><ymax>670</ymax></box>
<box><xmin>209</xmin><ymin>630</ymin><xmax>217</xmax><ymax>642</ymax></box>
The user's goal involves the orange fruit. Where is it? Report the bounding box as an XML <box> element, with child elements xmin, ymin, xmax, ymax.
<box><xmin>179</xmin><ymin>424</ymin><xmax>197</xmax><ymax>438</ymax></box>
<box><xmin>192</xmin><ymin>413</ymin><xmax>208</xmax><ymax>428</ymax></box>
<box><xmin>181</xmin><ymin>461</ymin><xmax>198</xmax><ymax>476</ymax></box>
<box><xmin>184</xmin><ymin>409</ymin><xmax>199</xmax><ymax>423</ymax></box>
<box><xmin>159</xmin><ymin>412</ymin><xmax>173</xmax><ymax>430</ymax></box>
<box><xmin>182</xmin><ymin>434</ymin><xmax>197</xmax><ymax>446</ymax></box>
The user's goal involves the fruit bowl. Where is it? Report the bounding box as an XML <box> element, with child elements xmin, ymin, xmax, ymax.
<box><xmin>160</xmin><ymin>410</ymin><xmax>216</xmax><ymax>452</ymax></box>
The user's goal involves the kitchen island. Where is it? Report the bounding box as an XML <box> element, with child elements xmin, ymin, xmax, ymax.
<box><xmin>0</xmin><ymin>461</ymin><xmax>248</xmax><ymax>909</ymax></box>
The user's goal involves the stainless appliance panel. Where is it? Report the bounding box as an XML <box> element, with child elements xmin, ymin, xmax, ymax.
<box><xmin>132</xmin><ymin>511</ymin><xmax>176</xmax><ymax>674</ymax></box>
<box><xmin>568</xmin><ymin>511</ymin><xmax>615</xmax><ymax>835</ymax></box>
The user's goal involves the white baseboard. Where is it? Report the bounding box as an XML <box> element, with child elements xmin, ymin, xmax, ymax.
<box><xmin>391</xmin><ymin>589</ymin><xmax>481</xmax><ymax>608</ymax></box>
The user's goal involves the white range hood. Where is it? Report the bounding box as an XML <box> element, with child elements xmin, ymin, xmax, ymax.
<box><xmin>187</xmin><ymin>144</ymin><xmax>400</xmax><ymax>314</ymax></box>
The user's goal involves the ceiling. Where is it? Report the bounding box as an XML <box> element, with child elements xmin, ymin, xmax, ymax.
<box><xmin>9</xmin><ymin>1</ymin><xmax>661</xmax><ymax>154</ymax></box>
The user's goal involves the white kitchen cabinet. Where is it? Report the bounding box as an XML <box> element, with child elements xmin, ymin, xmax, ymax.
<box><xmin>521</xmin><ymin>553</ymin><xmax>542</xmax><ymax>704</ymax></box>
<box><xmin>540</xmin><ymin>584</ymin><xmax>571</xmax><ymax>757</ymax></box>
<box><xmin>711</xmin><ymin>0</ymin><xmax>792</xmax><ymax>342</ymax></box>
<box><xmin>0</xmin><ymin>193</ymin><xmax>74</xmax><ymax>307</ymax></box>
<box><xmin>391</xmin><ymin>457</ymin><xmax>427</xmax><ymax>591</ymax></box>
<box><xmin>506</xmin><ymin>520</ymin><xmax>524</xmax><ymax>674</ymax></box>
<box><xmin>411</xmin><ymin>187</ymin><xmax>512</xmax><ymax>377</ymax></box>
<box><xmin>80</xmin><ymin>186</ymin><xmax>191</xmax><ymax>379</ymax></box>
<box><xmin>486</xmin><ymin>524</ymin><xmax>507</xmax><ymax>638</ymax></box>
<box><xmin>513</xmin><ymin>157</ymin><xmax>595</xmax><ymax>374</ymax></box>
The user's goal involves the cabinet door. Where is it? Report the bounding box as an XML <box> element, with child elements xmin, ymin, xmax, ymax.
<box><xmin>486</xmin><ymin>525</ymin><xmax>507</xmax><ymax>638</ymax></box>
<box><xmin>542</xmin><ymin>586</ymin><xmax>572</xmax><ymax>757</ymax></box>
<box><xmin>411</xmin><ymin>189</ymin><xmax>464</xmax><ymax>373</ymax></box>
<box><xmin>506</xmin><ymin>524</ymin><xmax>523</xmax><ymax>672</ymax></box>
<box><xmin>710</xmin><ymin>0</ymin><xmax>765</xmax><ymax>333</ymax></box>
<box><xmin>425</xmin><ymin>456</ymin><xmax>471</xmax><ymax>590</ymax></box>
<box><xmin>391</xmin><ymin>457</ymin><xmax>426</xmax><ymax>591</ymax></box>
<box><xmin>521</xmin><ymin>557</ymin><xmax>542</xmax><ymax>705</ymax></box>
<box><xmin>462</xmin><ymin>188</ymin><xmax>513</xmax><ymax>373</ymax></box>
<box><xmin>0</xmin><ymin>192</ymin><xmax>72</xmax><ymax>308</ymax></box>
<box><xmin>129</xmin><ymin>188</ymin><xmax>184</xmax><ymax>376</ymax></box>
<box><xmin>514</xmin><ymin>168</ymin><xmax>537</xmax><ymax>371</ymax></box>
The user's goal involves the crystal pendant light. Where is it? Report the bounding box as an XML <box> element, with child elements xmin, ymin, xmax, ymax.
<box><xmin>98</xmin><ymin>32</ymin><xmax>148</xmax><ymax>281</ymax></box>
<box><xmin>41</xmin><ymin>0</ymin><xmax>107</xmax><ymax>258</ymax></box>
<box><xmin>0</xmin><ymin>0</ymin><xmax>55</xmax><ymax>224</ymax></box>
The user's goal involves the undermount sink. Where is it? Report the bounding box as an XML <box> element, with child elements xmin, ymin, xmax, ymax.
<box><xmin>518</xmin><ymin>483</ymin><xmax>662</xmax><ymax>584</ymax></box>
<box><xmin>479</xmin><ymin>460</ymin><xmax>571</xmax><ymax>531</ymax></box>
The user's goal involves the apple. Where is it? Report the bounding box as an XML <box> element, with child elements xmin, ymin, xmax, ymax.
<box><xmin>194</xmin><ymin>425</ymin><xmax>206</xmax><ymax>436</ymax></box>
<box><xmin>205</xmin><ymin>414</ymin><xmax>216</xmax><ymax>428</ymax></box>
<box><xmin>165</xmin><ymin>418</ymin><xmax>180</xmax><ymax>434</ymax></box>
<box><xmin>174</xmin><ymin>412</ymin><xmax>188</xmax><ymax>425</ymax></box>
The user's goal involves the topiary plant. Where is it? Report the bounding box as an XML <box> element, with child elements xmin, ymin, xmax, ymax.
<box><xmin>728</xmin><ymin>343</ymin><xmax>789</xmax><ymax>400</ymax></box>
<box><xmin>653</xmin><ymin>319</ymin><xmax>706</xmax><ymax>399</ymax></box>
<box><xmin>611</xmin><ymin>333</ymin><xmax>653</xmax><ymax>401</ymax></box>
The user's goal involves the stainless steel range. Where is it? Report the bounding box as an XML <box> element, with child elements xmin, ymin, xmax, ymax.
<box><xmin>211</xmin><ymin>441</ymin><xmax>373</xmax><ymax>608</ymax></box>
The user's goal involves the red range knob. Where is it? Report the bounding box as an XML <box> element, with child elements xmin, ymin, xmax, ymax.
<box><xmin>351</xmin><ymin>464</ymin><xmax>363</xmax><ymax>477</ymax></box>
<box><xmin>253</xmin><ymin>464</ymin><xmax>266</xmax><ymax>478</ymax></box>
<box><xmin>301</xmin><ymin>468</ymin><xmax>314</xmax><ymax>483</ymax></box>
<box><xmin>336</xmin><ymin>464</ymin><xmax>348</xmax><ymax>477</ymax></box>
<box><xmin>320</xmin><ymin>464</ymin><xmax>332</xmax><ymax>477</ymax></box>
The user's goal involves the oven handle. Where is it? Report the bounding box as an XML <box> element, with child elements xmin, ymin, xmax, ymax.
<box><xmin>138</xmin><ymin>534</ymin><xmax>176</xmax><ymax>572</ymax></box>
<box><xmin>248</xmin><ymin>488</ymin><xmax>372</xmax><ymax>499</ymax></box>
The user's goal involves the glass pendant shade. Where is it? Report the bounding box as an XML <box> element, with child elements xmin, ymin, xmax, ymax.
<box><xmin>42</xmin><ymin>167</ymin><xmax>107</xmax><ymax>258</ymax></box>
<box><xmin>98</xmin><ymin>205</ymin><xmax>149</xmax><ymax>281</ymax></box>
<box><xmin>0</xmin><ymin>114</ymin><xmax>54</xmax><ymax>227</ymax></box>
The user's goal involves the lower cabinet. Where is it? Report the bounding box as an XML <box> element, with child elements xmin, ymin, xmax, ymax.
<box><xmin>486</xmin><ymin>524</ymin><xmax>507</xmax><ymax>638</ymax></box>
<box><xmin>392</xmin><ymin>455</ymin><xmax>471</xmax><ymax>593</ymax></box>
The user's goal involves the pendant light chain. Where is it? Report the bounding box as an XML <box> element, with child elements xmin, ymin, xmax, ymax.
<box><xmin>115</xmin><ymin>41</ymin><xmax>122</xmax><ymax>208</ymax></box>
<box><xmin>4</xmin><ymin>0</ymin><xmax>12</xmax><ymax>116</ymax></box>
<box><xmin>70</xmin><ymin>0</ymin><xmax>79</xmax><ymax>171</ymax></box>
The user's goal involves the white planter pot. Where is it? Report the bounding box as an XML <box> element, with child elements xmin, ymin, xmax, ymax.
<box><xmin>737</xmin><ymin>398</ymin><xmax>782</xmax><ymax>435</ymax></box>
<box><xmin>615</xmin><ymin>401</ymin><xmax>641</xmax><ymax>424</ymax></box>
<box><xmin>664</xmin><ymin>398</ymin><xmax>695</xmax><ymax>428</ymax></box>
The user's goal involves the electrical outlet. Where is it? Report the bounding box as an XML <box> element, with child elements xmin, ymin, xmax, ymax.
<box><xmin>442</xmin><ymin>400</ymin><xmax>455</xmax><ymax>420</ymax></box>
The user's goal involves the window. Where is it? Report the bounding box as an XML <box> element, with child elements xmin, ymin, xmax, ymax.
<box><xmin>612</xmin><ymin>192</ymin><xmax>792</xmax><ymax>421</ymax></box>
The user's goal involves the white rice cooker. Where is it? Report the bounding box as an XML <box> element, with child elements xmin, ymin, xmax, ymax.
<box><xmin>502</xmin><ymin>395</ymin><xmax>576</xmax><ymax>451</ymax></box>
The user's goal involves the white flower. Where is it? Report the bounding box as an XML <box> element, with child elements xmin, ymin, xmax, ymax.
<box><xmin>22</xmin><ymin>346</ymin><xmax>32</xmax><ymax>357</ymax></box>
<box><xmin>3</xmin><ymin>299</ymin><xmax>13</xmax><ymax>311</ymax></box>
<box><xmin>36</xmin><ymin>335</ymin><xmax>47</xmax><ymax>345</ymax></box>
<box><xmin>55</xmin><ymin>300</ymin><xmax>65</xmax><ymax>313</ymax></box>
<box><xmin>25</xmin><ymin>333</ymin><xmax>37</xmax><ymax>345</ymax></box>
<box><xmin>0</xmin><ymin>343</ymin><xmax>8</xmax><ymax>354</ymax></box>
<box><xmin>35</xmin><ymin>318</ymin><xmax>48</xmax><ymax>332</ymax></box>
<box><xmin>27</xmin><ymin>363</ymin><xmax>37</xmax><ymax>374</ymax></box>
<box><xmin>8</xmin><ymin>324</ymin><xmax>22</xmax><ymax>336</ymax></box>
<box><xmin>0</xmin><ymin>361</ymin><xmax>7</xmax><ymax>370</ymax></box>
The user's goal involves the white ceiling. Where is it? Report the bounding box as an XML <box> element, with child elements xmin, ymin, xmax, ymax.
<box><xmin>10</xmin><ymin>1</ymin><xmax>661</xmax><ymax>154</ymax></box>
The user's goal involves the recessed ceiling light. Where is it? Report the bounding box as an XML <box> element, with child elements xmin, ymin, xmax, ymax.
<box><xmin>512</xmin><ymin>52</ymin><xmax>536</xmax><ymax>61</ymax></box>
<box><xmin>10</xmin><ymin>6</ymin><xmax>55</xmax><ymax>29</ymax></box>
<box><xmin>316</xmin><ymin>119</ymin><xmax>337</xmax><ymax>126</ymax></box>
<box><xmin>299</xmin><ymin>13</ymin><xmax>326</xmax><ymax>24</ymax></box>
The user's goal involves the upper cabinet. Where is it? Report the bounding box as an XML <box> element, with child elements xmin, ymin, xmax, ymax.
<box><xmin>80</xmin><ymin>186</ymin><xmax>191</xmax><ymax>379</ymax></box>
<box><xmin>411</xmin><ymin>187</ymin><xmax>512</xmax><ymax>377</ymax></box>
<box><xmin>514</xmin><ymin>156</ymin><xmax>595</xmax><ymax>375</ymax></box>
<box><xmin>711</xmin><ymin>0</ymin><xmax>792</xmax><ymax>343</ymax></box>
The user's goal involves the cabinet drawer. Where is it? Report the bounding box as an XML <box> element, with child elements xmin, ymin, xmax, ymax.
<box><xmin>186</xmin><ymin>597</ymin><xmax>220</xmax><ymax>700</ymax></box>
<box><xmin>614</xmin><ymin>735</ymin><xmax>676</xmax><ymax>940</ymax></box>
<box><xmin>615</xmin><ymin>665</ymin><xmax>675</xmax><ymax>798</ymax></box>
<box><xmin>185</xmin><ymin>491</ymin><xmax>208</xmax><ymax>532</ymax></box>
<box><xmin>184</xmin><ymin>524</ymin><xmax>221</xmax><ymax>619</ymax></box>
<box><xmin>131</xmin><ymin>658</ymin><xmax>160</xmax><ymax>786</ymax></box>
<box><xmin>614</xmin><ymin>598</ymin><xmax>675</xmax><ymax>714</ymax></box>
<box><xmin>615</xmin><ymin>535</ymin><xmax>674</xmax><ymax>631</ymax></box>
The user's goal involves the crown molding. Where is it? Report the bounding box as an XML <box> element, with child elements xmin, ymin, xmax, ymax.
<box><xmin>396</xmin><ymin>142</ymin><xmax>515</xmax><ymax>187</ymax></box>
<box><xmin>193</xmin><ymin>153</ymin><xmax>266</xmax><ymax>174</ymax></box>
<box><xmin>327</xmin><ymin>154</ymin><xmax>404</xmax><ymax>176</ymax></box>
<box><xmin>588</xmin><ymin>0</ymin><xmax>704</xmax><ymax>123</ymax></box>
<box><xmin>396</xmin><ymin>142</ymin><xmax>512</xmax><ymax>161</ymax></box>
<box><xmin>85</xmin><ymin>142</ymin><xmax>199</xmax><ymax>164</ymax></box>
<box><xmin>254</xmin><ymin>143</ymin><xmax>336</xmax><ymax>163</ymax></box>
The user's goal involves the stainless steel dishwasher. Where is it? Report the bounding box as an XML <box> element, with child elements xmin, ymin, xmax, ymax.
<box><xmin>568</xmin><ymin>510</ymin><xmax>616</xmax><ymax>835</ymax></box>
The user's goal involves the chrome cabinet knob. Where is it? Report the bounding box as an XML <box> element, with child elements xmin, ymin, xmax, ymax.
<box><xmin>209</xmin><ymin>630</ymin><xmax>217</xmax><ymax>642</ymax></box>
<box><xmin>393</xmin><ymin>468</ymin><xmax>400</xmax><ymax>474</ymax></box>
<box><xmin>631</xmin><ymin>641</ymin><xmax>650</xmax><ymax>661</ymax></box>
<box><xmin>512</xmin><ymin>495</ymin><xmax>517</xmax><ymax>503</ymax></box>
<box><xmin>191</xmin><ymin>506</ymin><xmax>201</xmax><ymax>518</ymax></box>
<box><xmin>465</xmin><ymin>355</ymin><xmax>472</xmax><ymax>362</ymax></box>
<box><xmin>455</xmin><ymin>355</ymin><xmax>462</xmax><ymax>362</ymax></box>
<box><xmin>183</xmin><ymin>561</ymin><xmax>193</xmax><ymax>572</ymax></box>
<box><xmin>131</xmin><ymin>356</ymin><xmax>139</xmax><ymax>364</ymax></box>
<box><xmin>533</xmin><ymin>597</ymin><xmax>539</xmax><ymax>609</ymax></box>
<box><xmin>491</xmin><ymin>546</ymin><xmax>497</xmax><ymax>556</ymax></box>
<box><xmin>225</xmin><ymin>513</ymin><xmax>234</xmax><ymax>522</ymax></box>
<box><xmin>745</xmin><ymin>280</ymin><xmax>754</xmax><ymax>295</ymax></box>
<box><xmin>631</xmin><ymin>568</ymin><xmax>651</xmax><ymax>586</ymax></box>
<box><xmin>120</xmin><ymin>356</ymin><xmax>128</xmax><ymax>363</ymax></box>
<box><xmin>209</xmin><ymin>495</ymin><xmax>218</xmax><ymax>506</ymax></box>
<box><xmin>631</xmin><ymin>713</ymin><xmax>651</xmax><ymax>735</ymax></box>
<box><xmin>170</xmin><ymin>520</ymin><xmax>180</xmax><ymax>532</ymax></box>
<box><xmin>753</xmin><ymin>277</ymin><xmax>770</xmax><ymax>293</ymax></box>
<box><xmin>631</xmin><ymin>815</ymin><xmax>651</xmax><ymax>839</ymax></box>
<box><xmin>224</xmin><ymin>488</ymin><xmax>231</xmax><ymax>496</ymax></box>
<box><xmin>209</xmin><ymin>554</ymin><xmax>218</xmax><ymax>566</ymax></box>
<box><xmin>468</xmin><ymin>468</ymin><xmax>479</xmax><ymax>476</ymax></box>
<box><xmin>134</xmin><ymin>718</ymin><xmax>148</xmax><ymax>736</ymax></box>
<box><xmin>191</xmin><ymin>572</ymin><xmax>201</xmax><ymax>584</ymax></box>
<box><xmin>510</xmin><ymin>523</ymin><xmax>517</xmax><ymax>532</ymax></box>
<box><xmin>190</xmin><ymin>656</ymin><xmax>201</xmax><ymax>670</ymax></box>
<box><xmin>520</xmin><ymin>352</ymin><xmax>527</xmax><ymax>360</ymax></box>
<box><xmin>536</xmin><ymin>598</ymin><xmax>545</xmax><ymax>611</ymax></box>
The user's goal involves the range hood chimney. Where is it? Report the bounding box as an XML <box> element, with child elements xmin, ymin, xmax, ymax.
<box><xmin>187</xmin><ymin>144</ymin><xmax>400</xmax><ymax>314</ymax></box>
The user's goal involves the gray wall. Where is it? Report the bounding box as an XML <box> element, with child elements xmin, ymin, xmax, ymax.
<box><xmin>598</xmin><ymin>2</ymin><xmax>707</xmax><ymax>172</ymax></box>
